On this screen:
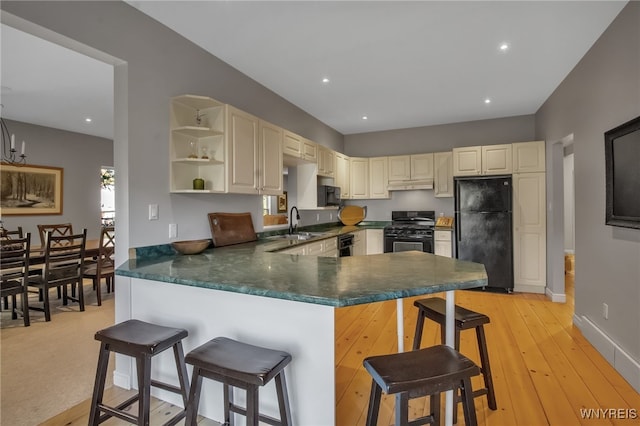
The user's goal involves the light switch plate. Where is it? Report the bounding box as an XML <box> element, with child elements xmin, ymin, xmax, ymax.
<box><xmin>149</xmin><ymin>204</ymin><xmax>159</xmax><ymax>220</ymax></box>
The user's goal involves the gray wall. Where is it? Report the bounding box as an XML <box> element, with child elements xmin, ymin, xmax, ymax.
<box><xmin>536</xmin><ymin>1</ymin><xmax>639</xmax><ymax>373</ymax></box>
<box><xmin>1</xmin><ymin>0</ymin><xmax>343</xmax><ymax>247</ymax></box>
<box><xmin>0</xmin><ymin>119</ymin><xmax>113</xmax><ymax>241</ymax></box>
<box><xmin>344</xmin><ymin>115</ymin><xmax>536</xmax><ymax>221</ymax></box>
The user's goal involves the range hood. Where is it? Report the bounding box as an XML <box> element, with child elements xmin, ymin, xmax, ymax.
<box><xmin>387</xmin><ymin>178</ymin><xmax>434</xmax><ymax>191</ymax></box>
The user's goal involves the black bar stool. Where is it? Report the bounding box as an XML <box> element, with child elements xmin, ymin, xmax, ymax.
<box><xmin>363</xmin><ymin>345</ymin><xmax>480</xmax><ymax>426</ymax></box>
<box><xmin>88</xmin><ymin>319</ymin><xmax>190</xmax><ymax>426</ymax></box>
<box><xmin>184</xmin><ymin>337</ymin><xmax>292</xmax><ymax>426</ymax></box>
<box><xmin>412</xmin><ymin>297</ymin><xmax>497</xmax><ymax>421</ymax></box>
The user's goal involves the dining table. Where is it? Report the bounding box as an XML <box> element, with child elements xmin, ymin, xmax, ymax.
<box><xmin>28</xmin><ymin>239</ymin><xmax>102</xmax><ymax>265</ymax></box>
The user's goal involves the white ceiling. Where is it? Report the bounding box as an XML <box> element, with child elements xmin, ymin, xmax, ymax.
<box><xmin>0</xmin><ymin>1</ymin><xmax>628</xmax><ymax>140</ymax></box>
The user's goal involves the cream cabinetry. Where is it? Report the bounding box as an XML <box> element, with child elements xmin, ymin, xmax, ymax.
<box><xmin>453</xmin><ymin>144</ymin><xmax>512</xmax><ymax>176</ymax></box>
<box><xmin>317</xmin><ymin>145</ymin><xmax>335</xmax><ymax>177</ymax></box>
<box><xmin>513</xmin><ymin>172</ymin><xmax>546</xmax><ymax>293</ymax></box>
<box><xmin>258</xmin><ymin>121</ymin><xmax>284</xmax><ymax>195</ymax></box>
<box><xmin>170</xmin><ymin>95</ymin><xmax>227</xmax><ymax>193</ymax></box>
<box><xmin>387</xmin><ymin>153</ymin><xmax>434</xmax><ymax>189</ymax></box>
<box><xmin>434</xmin><ymin>230</ymin><xmax>452</xmax><ymax>258</ymax></box>
<box><xmin>302</xmin><ymin>138</ymin><xmax>317</xmax><ymax>163</ymax></box>
<box><xmin>279</xmin><ymin>238</ymin><xmax>337</xmax><ymax>257</ymax></box>
<box><xmin>366</xmin><ymin>229</ymin><xmax>384</xmax><ymax>255</ymax></box>
<box><xmin>335</xmin><ymin>153</ymin><xmax>351</xmax><ymax>199</ymax></box>
<box><xmin>350</xmin><ymin>157</ymin><xmax>369</xmax><ymax>199</ymax></box>
<box><xmin>226</xmin><ymin>106</ymin><xmax>261</xmax><ymax>194</ymax></box>
<box><xmin>283</xmin><ymin>130</ymin><xmax>302</xmax><ymax>158</ymax></box>
<box><xmin>434</xmin><ymin>151</ymin><xmax>454</xmax><ymax>198</ymax></box>
<box><xmin>369</xmin><ymin>157</ymin><xmax>390</xmax><ymax>199</ymax></box>
<box><xmin>513</xmin><ymin>141</ymin><xmax>545</xmax><ymax>173</ymax></box>
<box><xmin>352</xmin><ymin>230</ymin><xmax>366</xmax><ymax>256</ymax></box>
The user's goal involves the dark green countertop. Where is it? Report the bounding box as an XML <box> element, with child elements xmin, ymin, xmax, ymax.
<box><xmin>116</xmin><ymin>223</ymin><xmax>487</xmax><ymax>307</ymax></box>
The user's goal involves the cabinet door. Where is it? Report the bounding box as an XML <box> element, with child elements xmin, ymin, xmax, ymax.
<box><xmin>318</xmin><ymin>146</ymin><xmax>335</xmax><ymax>177</ymax></box>
<box><xmin>453</xmin><ymin>146</ymin><xmax>482</xmax><ymax>176</ymax></box>
<box><xmin>283</xmin><ymin>130</ymin><xmax>302</xmax><ymax>158</ymax></box>
<box><xmin>434</xmin><ymin>230</ymin><xmax>452</xmax><ymax>257</ymax></box>
<box><xmin>410</xmin><ymin>153</ymin><xmax>434</xmax><ymax>180</ymax></box>
<box><xmin>513</xmin><ymin>172</ymin><xmax>546</xmax><ymax>292</ymax></box>
<box><xmin>227</xmin><ymin>106</ymin><xmax>259</xmax><ymax>194</ymax></box>
<box><xmin>482</xmin><ymin>144</ymin><xmax>512</xmax><ymax>175</ymax></box>
<box><xmin>366</xmin><ymin>229</ymin><xmax>384</xmax><ymax>255</ymax></box>
<box><xmin>434</xmin><ymin>151</ymin><xmax>454</xmax><ymax>198</ymax></box>
<box><xmin>305</xmin><ymin>240</ymin><xmax>324</xmax><ymax>256</ymax></box>
<box><xmin>369</xmin><ymin>157</ymin><xmax>389</xmax><ymax>199</ymax></box>
<box><xmin>259</xmin><ymin>121</ymin><xmax>283</xmax><ymax>195</ymax></box>
<box><xmin>513</xmin><ymin>141</ymin><xmax>545</xmax><ymax>173</ymax></box>
<box><xmin>350</xmin><ymin>157</ymin><xmax>369</xmax><ymax>199</ymax></box>
<box><xmin>336</xmin><ymin>153</ymin><xmax>351</xmax><ymax>199</ymax></box>
<box><xmin>352</xmin><ymin>231</ymin><xmax>366</xmax><ymax>256</ymax></box>
<box><xmin>302</xmin><ymin>138</ymin><xmax>317</xmax><ymax>163</ymax></box>
<box><xmin>388</xmin><ymin>155</ymin><xmax>411</xmax><ymax>181</ymax></box>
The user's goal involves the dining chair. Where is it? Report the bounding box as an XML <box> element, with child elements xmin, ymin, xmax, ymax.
<box><xmin>83</xmin><ymin>226</ymin><xmax>115</xmax><ymax>306</ymax></box>
<box><xmin>0</xmin><ymin>233</ymin><xmax>31</xmax><ymax>326</ymax></box>
<box><xmin>28</xmin><ymin>229</ymin><xmax>87</xmax><ymax>321</ymax></box>
<box><xmin>37</xmin><ymin>223</ymin><xmax>74</xmax><ymax>248</ymax></box>
<box><xmin>1</xmin><ymin>226</ymin><xmax>25</xmax><ymax>309</ymax></box>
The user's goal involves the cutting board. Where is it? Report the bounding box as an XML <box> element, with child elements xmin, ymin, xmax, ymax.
<box><xmin>207</xmin><ymin>212</ymin><xmax>257</xmax><ymax>247</ymax></box>
<box><xmin>338</xmin><ymin>205</ymin><xmax>366</xmax><ymax>226</ymax></box>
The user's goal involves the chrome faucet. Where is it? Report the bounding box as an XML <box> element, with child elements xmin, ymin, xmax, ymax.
<box><xmin>289</xmin><ymin>206</ymin><xmax>300</xmax><ymax>234</ymax></box>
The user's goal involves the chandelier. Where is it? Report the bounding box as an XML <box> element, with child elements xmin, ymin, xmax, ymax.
<box><xmin>1</xmin><ymin>115</ymin><xmax>27</xmax><ymax>165</ymax></box>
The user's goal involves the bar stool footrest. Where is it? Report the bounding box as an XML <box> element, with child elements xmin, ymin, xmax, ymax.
<box><xmin>229</xmin><ymin>404</ymin><xmax>282</xmax><ymax>426</ymax></box>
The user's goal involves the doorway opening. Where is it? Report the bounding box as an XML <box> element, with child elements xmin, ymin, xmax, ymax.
<box><xmin>100</xmin><ymin>167</ymin><xmax>115</xmax><ymax>226</ymax></box>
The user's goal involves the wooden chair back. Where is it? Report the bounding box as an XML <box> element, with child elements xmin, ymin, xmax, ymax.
<box><xmin>97</xmin><ymin>226</ymin><xmax>115</xmax><ymax>270</ymax></box>
<box><xmin>37</xmin><ymin>223</ymin><xmax>73</xmax><ymax>248</ymax></box>
<box><xmin>0</xmin><ymin>233</ymin><xmax>31</xmax><ymax>326</ymax></box>
<box><xmin>1</xmin><ymin>226</ymin><xmax>24</xmax><ymax>239</ymax></box>
<box><xmin>42</xmin><ymin>229</ymin><xmax>87</xmax><ymax>288</ymax></box>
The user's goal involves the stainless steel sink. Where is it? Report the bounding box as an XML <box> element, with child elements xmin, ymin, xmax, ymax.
<box><xmin>268</xmin><ymin>232</ymin><xmax>328</xmax><ymax>241</ymax></box>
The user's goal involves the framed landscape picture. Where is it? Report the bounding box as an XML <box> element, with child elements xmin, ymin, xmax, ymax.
<box><xmin>277</xmin><ymin>191</ymin><xmax>288</xmax><ymax>213</ymax></box>
<box><xmin>0</xmin><ymin>163</ymin><xmax>63</xmax><ymax>215</ymax></box>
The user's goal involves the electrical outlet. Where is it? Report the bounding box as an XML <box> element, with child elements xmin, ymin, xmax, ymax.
<box><xmin>169</xmin><ymin>223</ymin><xmax>177</xmax><ymax>238</ymax></box>
<box><xmin>316</xmin><ymin>213</ymin><xmax>320</xmax><ymax>222</ymax></box>
<box><xmin>603</xmin><ymin>303</ymin><xmax>608</xmax><ymax>319</ymax></box>
<box><xmin>330</xmin><ymin>213</ymin><xmax>333</xmax><ymax>220</ymax></box>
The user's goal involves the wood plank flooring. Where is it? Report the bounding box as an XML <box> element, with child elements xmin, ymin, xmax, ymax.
<box><xmin>44</xmin><ymin>271</ymin><xmax>639</xmax><ymax>425</ymax></box>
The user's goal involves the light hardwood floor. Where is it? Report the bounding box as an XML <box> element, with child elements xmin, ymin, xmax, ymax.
<box><xmin>44</xmin><ymin>270</ymin><xmax>639</xmax><ymax>425</ymax></box>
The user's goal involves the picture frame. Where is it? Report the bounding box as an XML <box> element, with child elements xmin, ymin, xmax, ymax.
<box><xmin>0</xmin><ymin>163</ymin><xmax>64</xmax><ymax>215</ymax></box>
<box><xmin>277</xmin><ymin>191</ymin><xmax>288</xmax><ymax>213</ymax></box>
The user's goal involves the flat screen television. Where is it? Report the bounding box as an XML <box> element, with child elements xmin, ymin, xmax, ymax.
<box><xmin>604</xmin><ymin>115</ymin><xmax>640</xmax><ymax>230</ymax></box>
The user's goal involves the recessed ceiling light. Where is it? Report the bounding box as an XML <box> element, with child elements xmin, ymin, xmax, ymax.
<box><xmin>85</xmin><ymin>117</ymin><xmax>93</xmax><ymax>122</ymax></box>
<box><xmin>322</xmin><ymin>77</ymin><xmax>330</xmax><ymax>84</ymax></box>
<box><xmin>484</xmin><ymin>98</ymin><xmax>491</xmax><ymax>104</ymax></box>
<box><xmin>362</xmin><ymin>116</ymin><xmax>368</xmax><ymax>120</ymax></box>
<box><xmin>499</xmin><ymin>42</ymin><xmax>510</xmax><ymax>52</ymax></box>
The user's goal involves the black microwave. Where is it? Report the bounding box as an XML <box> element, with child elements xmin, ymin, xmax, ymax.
<box><xmin>317</xmin><ymin>185</ymin><xmax>341</xmax><ymax>206</ymax></box>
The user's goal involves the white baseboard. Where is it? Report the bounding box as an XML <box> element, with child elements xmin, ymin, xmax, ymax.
<box><xmin>514</xmin><ymin>284</ymin><xmax>546</xmax><ymax>294</ymax></box>
<box><xmin>545</xmin><ymin>287</ymin><xmax>567</xmax><ymax>303</ymax></box>
<box><xmin>574</xmin><ymin>315</ymin><xmax>640</xmax><ymax>393</ymax></box>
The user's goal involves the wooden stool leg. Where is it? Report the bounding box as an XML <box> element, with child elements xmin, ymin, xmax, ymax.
<box><xmin>476</xmin><ymin>325</ymin><xmax>497</xmax><ymax>410</ymax></box>
<box><xmin>137</xmin><ymin>354</ymin><xmax>152</xmax><ymax>426</ymax></box>
<box><xmin>246</xmin><ymin>385</ymin><xmax>259</xmax><ymax>426</ymax></box>
<box><xmin>275</xmin><ymin>370</ymin><xmax>293</xmax><ymax>426</ymax></box>
<box><xmin>395</xmin><ymin>392</ymin><xmax>409</xmax><ymax>425</ymax></box>
<box><xmin>365</xmin><ymin>380</ymin><xmax>382</xmax><ymax>426</ymax></box>
<box><xmin>172</xmin><ymin>342</ymin><xmax>190</xmax><ymax>407</ymax></box>
<box><xmin>412</xmin><ymin>309</ymin><xmax>425</xmax><ymax>350</ymax></box>
<box><xmin>460</xmin><ymin>377</ymin><xmax>478</xmax><ymax>426</ymax></box>
<box><xmin>430</xmin><ymin>393</ymin><xmax>441</xmax><ymax>425</ymax></box>
<box><xmin>224</xmin><ymin>384</ymin><xmax>234</xmax><ymax>426</ymax></box>
<box><xmin>185</xmin><ymin>368</ymin><xmax>203</xmax><ymax>426</ymax></box>
<box><xmin>89</xmin><ymin>343</ymin><xmax>111</xmax><ymax>425</ymax></box>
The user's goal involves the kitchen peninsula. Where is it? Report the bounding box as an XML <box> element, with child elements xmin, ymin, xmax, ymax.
<box><xmin>116</xmin><ymin>237</ymin><xmax>487</xmax><ymax>425</ymax></box>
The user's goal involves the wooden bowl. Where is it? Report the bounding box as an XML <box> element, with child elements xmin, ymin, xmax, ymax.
<box><xmin>171</xmin><ymin>239</ymin><xmax>211</xmax><ymax>255</ymax></box>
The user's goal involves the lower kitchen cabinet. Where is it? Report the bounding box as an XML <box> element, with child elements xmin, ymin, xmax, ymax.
<box><xmin>434</xmin><ymin>230</ymin><xmax>452</xmax><ymax>257</ymax></box>
<box><xmin>353</xmin><ymin>230</ymin><xmax>366</xmax><ymax>256</ymax></box>
<box><xmin>366</xmin><ymin>229</ymin><xmax>384</xmax><ymax>255</ymax></box>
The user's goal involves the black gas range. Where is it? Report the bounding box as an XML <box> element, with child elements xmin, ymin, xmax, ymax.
<box><xmin>384</xmin><ymin>211</ymin><xmax>435</xmax><ymax>253</ymax></box>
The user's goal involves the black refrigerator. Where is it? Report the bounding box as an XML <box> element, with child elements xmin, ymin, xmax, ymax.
<box><xmin>455</xmin><ymin>175</ymin><xmax>514</xmax><ymax>292</ymax></box>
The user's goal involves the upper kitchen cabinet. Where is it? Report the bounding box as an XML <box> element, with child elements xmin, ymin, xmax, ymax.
<box><xmin>350</xmin><ymin>157</ymin><xmax>369</xmax><ymax>199</ymax></box>
<box><xmin>513</xmin><ymin>141</ymin><xmax>545</xmax><ymax>173</ymax></box>
<box><xmin>387</xmin><ymin>153</ymin><xmax>434</xmax><ymax>190</ymax></box>
<box><xmin>434</xmin><ymin>151</ymin><xmax>454</xmax><ymax>198</ymax></box>
<box><xmin>283</xmin><ymin>130</ymin><xmax>317</xmax><ymax>165</ymax></box>
<box><xmin>226</xmin><ymin>105</ymin><xmax>260</xmax><ymax>194</ymax></box>
<box><xmin>317</xmin><ymin>145</ymin><xmax>336</xmax><ymax>178</ymax></box>
<box><xmin>258</xmin><ymin>120</ymin><xmax>284</xmax><ymax>195</ymax></box>
<box><xmin>452</xmin><ymin>144</ymin><xmax>512</xmax><ymax>176</ymax></box>
<box><xmin>369</xmin><ymin>157</ymin><xmax>390</xmax><ymax>199</ymax></box>
<box><xmin>170</xmin><ymin>95</ymin><xmax>226</xmax><ymax>193</ymax></box>
<box><xmin>335</xmin><ymin>152</ymin><xmax>351</xmax><ymax>199</ymax></box>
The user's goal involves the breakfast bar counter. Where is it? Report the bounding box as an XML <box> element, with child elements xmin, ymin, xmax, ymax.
<box><xmin>115</xmin><ymin>240</ymin><xmax>487</xmax><ymax>425</ymax></box>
